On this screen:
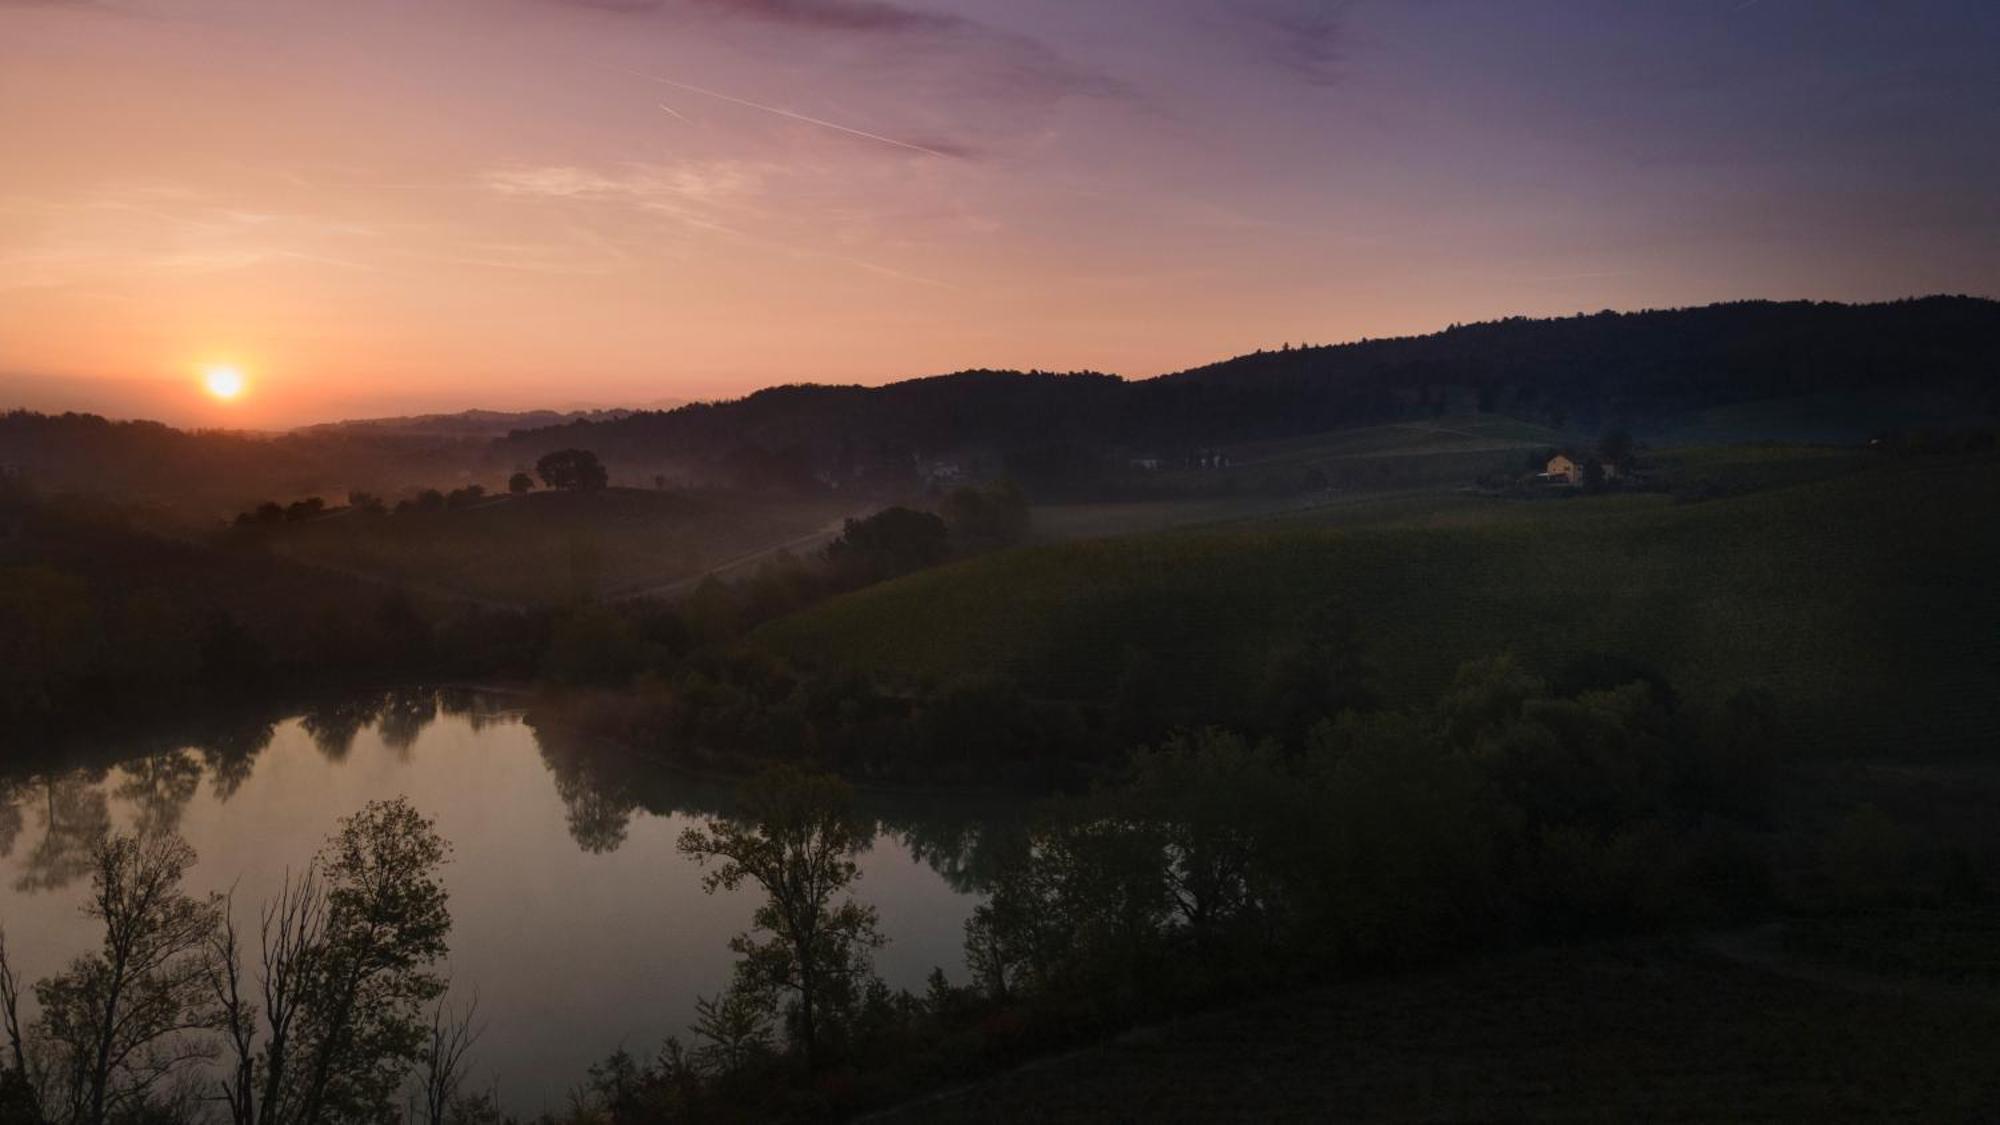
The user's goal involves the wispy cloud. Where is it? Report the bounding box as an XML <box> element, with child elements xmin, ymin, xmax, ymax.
<box><xmin>639</xmin><ymin>74</ymin><xmax>972</xmax><ymax>158</ymax></box>
<box><xmin>0</xmin><ymin>184</ymin><xmax>381</xmax><ymax>290</ymax></box>
<box><xmin>474</xmin><ymin>158</ymin><xmax>959</xmax><ymax>286</ymax></box>
<box><xmin>549</xmin><ymin>0</ymin><xmax>958</xmax><ymax>34</ymax></box>
<box><xmin>1232</xmin><ymin>0</ymin><xmax>1351</xmax><ymax>87</ymax></box>
<box><xmin>480</xmin><ymin>160</ymin><xmax>769</xmax><ymax>231</ymax></box>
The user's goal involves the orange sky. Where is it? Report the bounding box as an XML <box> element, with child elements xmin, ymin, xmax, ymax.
<box><xmin>4</xmin><ymin>0</ymin><xmax>1996</xmax><ymax>427</ymax></box>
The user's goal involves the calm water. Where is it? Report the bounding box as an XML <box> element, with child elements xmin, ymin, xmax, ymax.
<box><xmin>0</xmin><ymin>692</ymin><xmax>1008</xmax><ymax>1113</ymax></box>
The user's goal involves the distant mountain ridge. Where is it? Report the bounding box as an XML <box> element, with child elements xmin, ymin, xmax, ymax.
<box><xmin>297</xmin><ymin>407</ymin><xmax>638</xmax><ymax>438</ymax></box>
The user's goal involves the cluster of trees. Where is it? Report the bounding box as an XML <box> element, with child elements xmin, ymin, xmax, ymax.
<box><xmin>529</xmin><ymin>593</ymin><xmax>1363</xmax><ymax>787</ymax></box>
<box><xmin>524</xmin><ymin>651</ymin><xmax>1971</xmax><ymax>1123</ymax></box>
<box><xmin>0</xmin><ymin>798</ymin><xmax>466</xmax><ymax>1125</ymax></box>
<box><xmin>226</xmin><ymin>449</ymin><xmax>610</xmax><ymax>529</ymax></box>
<box><xmin>5</xmin><ymin>470</ymin><xmax>1030</xmax><ymax>741</ymax></box>
<box><xmin>519</xmin><ymin>768</ymin><xmax>1018</xmax><ymax>1123</ymax></box>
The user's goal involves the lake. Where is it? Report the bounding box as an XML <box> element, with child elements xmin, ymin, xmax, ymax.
<box><xmin>0</xmin><ymin>690</ymin><xmax>1009</xmax><ymax>1114</ymax></box>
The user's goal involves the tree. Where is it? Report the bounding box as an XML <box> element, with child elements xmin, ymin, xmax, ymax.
<box><xmin>939</xmin><ymin>482</ymin><xmax>1030</xmax><ymax>553</ymax></box>
<box><xmin>294</xmin><ymin>798</ymin><xmax>452</xmax><ymax>1124</ymax></box>
<box><xmin>676</xmin><ymin>768</ymin><xmax>882</xmax><ymax>1071</ymax></box>
<box><xmin>536</xmin><ymin>449</ymin><xmax>608</xmax><ymax>492</ymax></box>
<box><xmin>1257</xmin><ymin>602</ymin><xmax>1378</xmax><ymax>747</ymax></box>
<box><xmin>0</xmin><ymin>926</ymin><xmax>40</xmax><ymax>1121</ymax></box>
<box><xmin>414</xmin><ymin>994</ymin><xmax>482</xmax><ymax>1125</ymax></box>
<box><xmin>687</xmin><ymin>988</ymin><xmax>773</xmax><ymax>1079</ymax></box>
<box><xmin>823</xmin><ymin>507</ymin><xmax>948</xmax><ymax>585</ymax></box>
<box><xmin>506</xmin><ymin>472</ymin><xmax>534</xmax><ymax>496</ymax></box>
<box><xmin>206</xmin><ymin>799</ymin><xmax>453</xmax><ymax>1125</ymax></box>
<box><xmin>1598</xmin><ymin>428</ymin><xmax>1635</xmax><ymax>471</ymax></box>
<box><xmin>206</xmin><ymin>865</ymin><xmax>327</xmax><ymax>1125</ymax></box>
<box><xmin>7</xmin><ymin>830</ymin><xmax>221</xmax><ymax>1125</ymax></box>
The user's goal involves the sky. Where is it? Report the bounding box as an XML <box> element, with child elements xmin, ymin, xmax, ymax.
<box><xmin>2</xmin><ymin>0</ymin><xmax>1996</xmax><ymax>428</ymax></box>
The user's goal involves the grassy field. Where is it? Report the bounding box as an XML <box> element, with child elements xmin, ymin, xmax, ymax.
<box><xmin>760</xmin><ymin>449</ymin><xmax>2000</xmax><ymax>757</ymax></box>
<box><xmin>268</xmin><ymin>488</ymin><xmax>853</xmax><ymax>606</ymax></box>
<box><xmin>878</xmin><ymin>933</ymin><xmax>2000</xmax><ymax>1122</ymax></box>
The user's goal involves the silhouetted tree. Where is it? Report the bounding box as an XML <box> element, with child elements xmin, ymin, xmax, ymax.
<box><xmin>294</xmin><ymin>799</ymin><xmax>452</xmax><ymax>1125</ymax></box>
<box><xmin>414</xmin><ymin>993</ymin><xmax>482</xmax><ymax>1125</ymax></box>
<box><xmin>940</xmin><ymin>481</ymin><xmax>1030</xmax><ymax>552</ymax></box>
<box><xmin>6</xmin><ymin>830</ymin><xmax>221</xmax><ymax>1125</ymax></box>
<box><xmin>536</xmin><ymin>449</ymin><xmax>608</xmax><ymax>492</ymax></box>
<box><xmin>1599</xmin><ymin>428</ymin><xmax>1635</xmax><ymax>471</ymax></box>
<box><xmin>824</xmin><ymin>507</ymin><xmax>948</xmax><ymax>585</ymax></box>
<box><xmin>506</xmin><ymin>472</ymin><xmax>534</xmax><ymax>496</ymax></box>
<box><xmin>677</xmin><ymin>768</ymin><xmax>882</xmax><ymax>1071</ymax></box>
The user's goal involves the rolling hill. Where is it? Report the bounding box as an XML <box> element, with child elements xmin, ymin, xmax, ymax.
<box><xmin>495</xmin><ymin>297</ymin><xmax>2000</xmax><ymax>488</ymax></box>
<box><xmin>758</xmin><ymin>448</ymin><xmax>2000</xmax><ymax>757</ymax></box>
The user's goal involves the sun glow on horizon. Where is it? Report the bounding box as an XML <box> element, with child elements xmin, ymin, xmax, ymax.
<box><xmin>203</xmin><ymin>365</ymin><xmax>247</xmax><ymax>401</ymax></box>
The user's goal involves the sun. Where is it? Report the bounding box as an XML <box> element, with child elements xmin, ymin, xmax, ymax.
<box><xmin>203</xmin><ymin>365</ymin><xmax>247</xmax><ymax>401</ymax></box>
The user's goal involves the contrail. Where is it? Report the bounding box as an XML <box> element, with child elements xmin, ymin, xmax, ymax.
<box><xmin>640</xmin><ymin>73</ymin><xmax>957</xmax><ymax>159</ymax></box>
<box><xmin>657</xmin><ymin>102</ymin><xmax>690</xmax><ymax>123</ymax></box>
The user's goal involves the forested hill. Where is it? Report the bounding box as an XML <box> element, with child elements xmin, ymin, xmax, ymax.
<box><xmin>1159</xmin><ymin>296</ymin><xmax>2000</xmax><ymax>430</ymax></box>
<box><xmin>497</xmin><ymin>297</ymin><xmax>2000</xmax><ymax>475</ymax></box>
<box><xmin>5</xmin><ymin>297</ymin><xmax>1996</xmax><ymax>511</ymax></box>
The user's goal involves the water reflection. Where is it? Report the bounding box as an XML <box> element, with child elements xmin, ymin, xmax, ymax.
<box><xmin>12</xmin><ymin>773</ymin><xmax>111</xmax><ymax>892</ymax></box>
<box><xmin>0</xmin><ymin>689</ymin><xmax>1020</xmax><ymax>895</ymax></box>
<box><xmin>0</xmin><ymin>690</ymin><xmax>1013</xmax><ymax>1110</ymax></box>
<box><xmin>300</xmin><ymin>696</ymin><xmax>379</xmax><ymax>762</ymax></box>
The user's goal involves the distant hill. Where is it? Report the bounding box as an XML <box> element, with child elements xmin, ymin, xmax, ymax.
<box><xmin>298</xmin><ymin>407</ymin><xmax>638</xmax><ymax>439</ymax></box>
<box><xmin>8</xmin><ymin>297</ymin><xmax>1996</xmax><ymax>509</ymax></box>
<box><xmin>0</xmin><ymin>410</ymin><xmax>502</xmax><ymax>522</ymax></box>
<box><xmin>496</xmin><ymin>297</ymin><xmax>2000</xmax><ymax>492</ymax></box>
<box><xmin>1157</xmin><ymin>296</ymin><xmax>2000</xmax><ymax>437</ymax></box>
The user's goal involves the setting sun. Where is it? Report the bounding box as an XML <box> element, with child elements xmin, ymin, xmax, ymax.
<box><xmin>203</xmin><ymin>365</ymin><xmax>246</xmax><ymax>401</ymax></box>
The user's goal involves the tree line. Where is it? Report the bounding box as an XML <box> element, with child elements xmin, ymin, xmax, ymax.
<box><xmin>509</xmin><ymin>655</ymin><xmax>1979</xmax><ymax>1123</ymax></box>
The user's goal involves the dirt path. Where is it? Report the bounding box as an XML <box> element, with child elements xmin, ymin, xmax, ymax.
<box><xmin>605</xmin><ymin>514</ymin><xmax>858</xmax><ymax>602</ymax></box>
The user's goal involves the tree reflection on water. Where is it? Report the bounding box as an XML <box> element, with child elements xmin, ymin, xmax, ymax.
<box><xmin>0</xmin><ymin>689</ymin><xmax>1021</xmax><ymax>896</ymax></box>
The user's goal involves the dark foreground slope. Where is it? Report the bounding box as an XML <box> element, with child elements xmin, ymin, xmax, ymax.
<box><xmin>761</xmin><ymin>450</ymin><xmax>2000</xmax><ymax>757</ymax></box>
<box><xmin>877</xmin><ymin>932</ymin><xmax>2000</xmax><ymax>1123</ymax></box>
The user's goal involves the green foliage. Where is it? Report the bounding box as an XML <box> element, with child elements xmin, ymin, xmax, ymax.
<box><xmin>764</xmin><ymin>451</ymin><xmax>2000</xmax><ymax>758</ymax></box>
<box><xmin>965</xmin><ymin>658</ymin><xmax>1780</xmax><ymax>1038</ymax></box>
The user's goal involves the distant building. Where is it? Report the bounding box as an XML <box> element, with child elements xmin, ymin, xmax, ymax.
<box><xmin>1540</xmin><ymin>452</ymin><xmax>1618</xmax><ymax>486</ymax></box>
<box><xmin>921</xmin><ymin>459</ymin><xmax>967</xmax><ymax>487</ymax></box>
